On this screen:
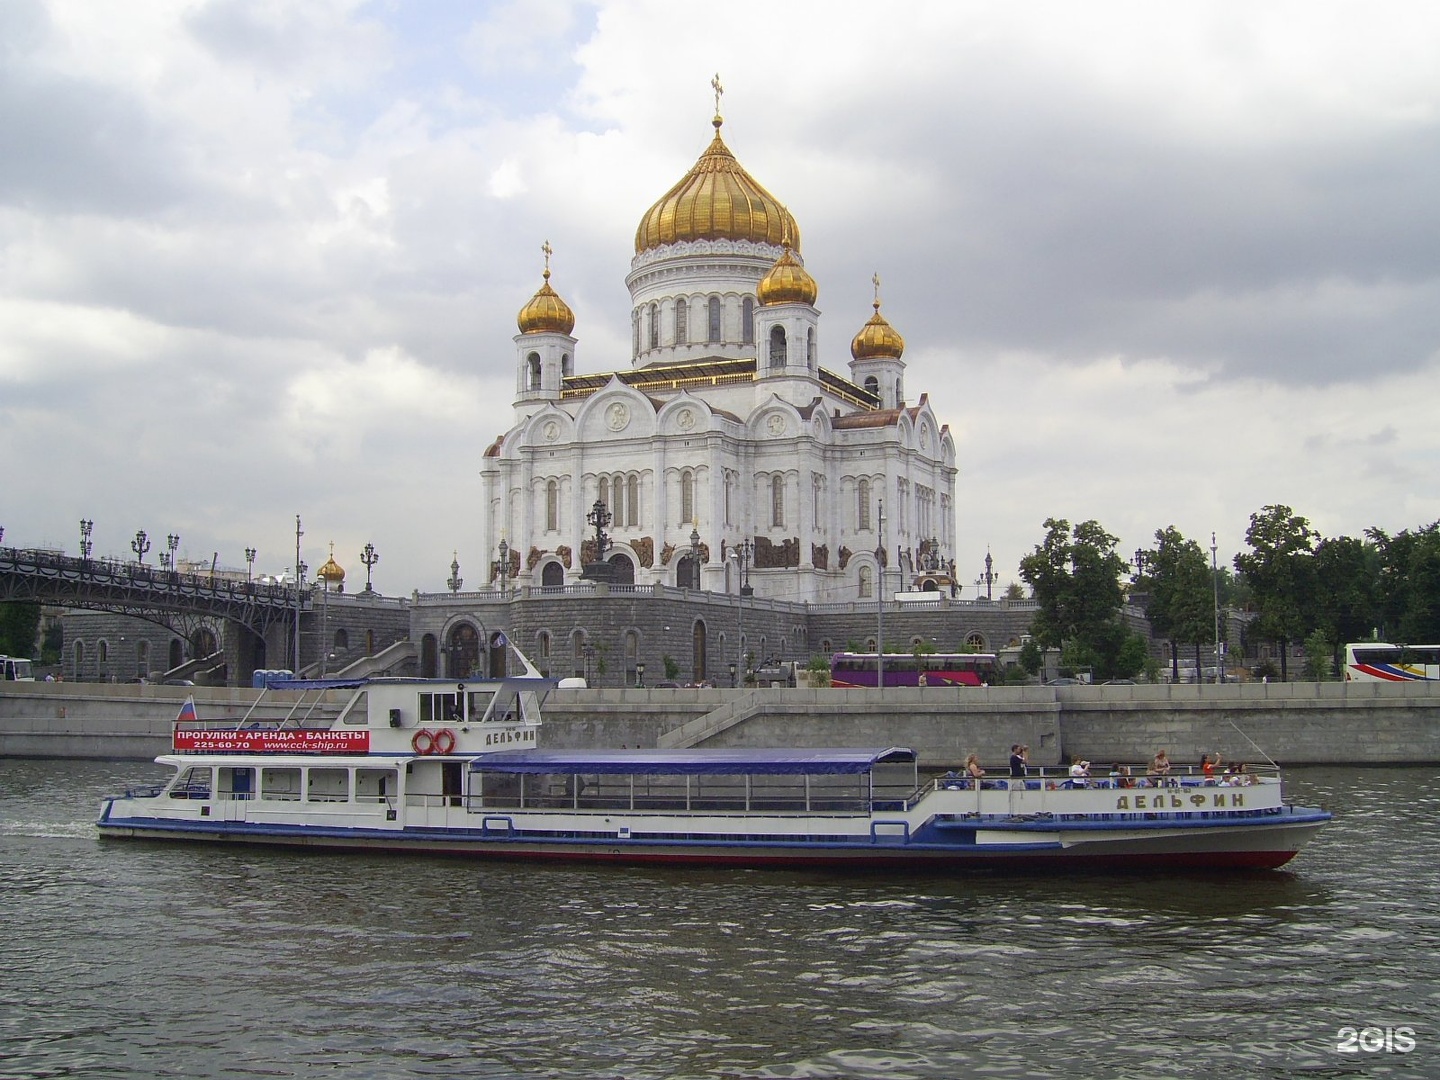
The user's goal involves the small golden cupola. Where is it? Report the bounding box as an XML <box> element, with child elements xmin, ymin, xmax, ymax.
<box><xmin>757</xmin><ymin>238</ymin><xmax>818</xmax><ymax>307</ymax></box>
<box><xmin>318</xmin><ymin>543</ymin><xmax>346</xmax><ymax>590</ymax></box>
<box><xmin>850</xmin><ymin>276</ymin><xmax>905</xmax><ymax>361</ymax></box>
<box><xmin>517</xmin><ymin>241</ymin><xmax>575</xmax><ymax>335</ymax></box>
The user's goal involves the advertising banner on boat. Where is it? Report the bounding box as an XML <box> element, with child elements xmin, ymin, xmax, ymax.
<box><xmin>173</xmin><ymin>730</ymin><xmax>371</xmax><ymax>753</ymax></box>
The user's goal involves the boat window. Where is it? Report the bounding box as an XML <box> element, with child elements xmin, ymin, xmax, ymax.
<box><xmin>307</xmin><ymin>768</ymin><xmax>350</xmax><ymax>802</ymax></box>
<box><xmin>261</xmin><ymin>767</ymin><xmax>302</xmax><ymax>801</ymax></box>
<box><xmin>169</xmin><ymin>766</ymin><xmax>211</xmax><ymax>800</ymax></box>
<box><xmin>355</xmin><ymin>768</ymin><xmax>395</xmax><ymax>804</ymax></box>
<box><xmin>218</xmin><ymin>767</ymin><xmax>255</xmax><ymax>800</ymax></box>
<box><xmin>420</xmin><ymin>693</ymin><xmax>462</xmax><ymax>724</ymax></box>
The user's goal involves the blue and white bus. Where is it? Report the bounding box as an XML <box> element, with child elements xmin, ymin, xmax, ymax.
<box><xmin>1343</xmin><ymin>643</ymin><xmax>1440</xmax><ymax>682</ymax></box>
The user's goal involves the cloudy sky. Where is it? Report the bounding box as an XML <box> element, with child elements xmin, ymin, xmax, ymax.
<box><xmin>3</xmin><ymin>0</ymin><xmax>1438</xmax><ymax>594</ymax></box>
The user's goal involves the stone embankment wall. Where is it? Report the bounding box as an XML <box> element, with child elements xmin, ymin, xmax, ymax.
<box><xmin>2</xmin><ymin>681</ymin><xmax>1436</xmax><ymax>765</ymax></box>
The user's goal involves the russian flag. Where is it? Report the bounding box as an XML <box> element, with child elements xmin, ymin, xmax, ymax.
<box><xmin>176</xmin><ymin>697</ymin><xmax>198</xmax><ymax>724</ymax></box>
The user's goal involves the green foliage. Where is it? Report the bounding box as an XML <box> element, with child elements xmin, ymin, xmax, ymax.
<box><xmin>1019</xmin><ymin>518</ymin><xmax>1136</xmax><ymax>679</ymax></box>
<box><xmin>662</xmin><ymin>654</ymin><xmax>679</xmax><ymax>680</ymax></box>
<box><xmin>1141</xmin><ymin>526</ymin><xmax>1215</xmax><ymax>682</ymax></box>
<box><xmin>1370</xmin><ymin>523</ymin><xmax>1440</xmax><ymax>642</ymax></box>
<box><xmin>1004</xmin><ymin>581</ymin><xmax>1026</xmax><ymax>601</ymax></box>
<box><xmin>0</xmin><ymin>603</ymin><xmax>42</xmax><ymax>659</ymax></box>
<box><xmin>1235</xmin><ymin>505</ymin><xmax>1316</xmax><ymax>679</ymax></box>
<box><xmin>1017</xmin><ymin>638</ymin><xmax>1042</xmax><ymax>676</ymax></box>
<box><xmin>1302</xmin><ymin>630</ymin><xmax>1335</xmax><ymax>681</ymax></box>
<box><xmin>40</xmin><ymin>621</ymin><xmax>63</xmax><ymax>665</ymax></box>
<box><xmin>805</xmin><ymin>654</ymin><xmax>832</xmax><ymax>687</ymax></box>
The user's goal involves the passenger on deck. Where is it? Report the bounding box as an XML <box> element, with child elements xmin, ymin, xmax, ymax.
<box><xmin>1200</xmin><ymin>753</ymin><xmax>1223</xmax><ymax>782</ymax></box>
<box><xmin>1009</xmin><ymin>744</ymin><xmax>1029</xmax><ymax>779</ymax></box>
<box><xmin>1109</xmin><ymin>764</ymin><xmax>1135</xmax><ymax>789</ymax></box>
<box><xmin>1148</xmin><ymin>749</ymin><xmax>1172</xmax><ymax>784</ymax></box>
<box><xmin>965</xmin><ymin>753</ymin><xmax>985</xmax><ymax>787</ymax></box>
<box><xmin>1068</xmin><ymin>758</ymin><xmax>1091</xmax><ymax>787</ymax></box>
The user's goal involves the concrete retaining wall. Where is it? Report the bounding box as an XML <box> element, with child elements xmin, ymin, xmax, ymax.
<box><xmin>3</xmin><ymin>680</ymin><xmax>1437</xmax><ymax>766</ymax></box>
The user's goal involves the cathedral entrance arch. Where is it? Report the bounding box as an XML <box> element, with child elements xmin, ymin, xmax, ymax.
<box><xmin>488</xmin><ymin>631</ymin><xmax>509</xmax><ymax>678</ymax></box>
<box><xmin>608</xmin><ymin>553</ymin><xmax>635</xmax><ymax>584</ymax></box>
<box><xmin>541</xmin><ymin>562</ymin><xmax>564</xmax><ymax>588</ymax></box>
<box><xmin>445</xmin><ymin>623</ymin><xmax>480</xmax><ymax>678</ymax></box>
<box><xmin>191</xmin><ymin>626</ymin><xmax>218</xmax><ymax>660</ymax></box>
<box><xmin>692</xmin><ymin>620</ymin><xmax>707</xmax><ymax>683</ymax></box>
<box><xmin>677</xmin><ymin>554</ymin><xmax>700</xmax><ymax>590</ymax></box>
<box><xmin>421</xmin><ymin>634</ymin><xmax>438</xmax><ymax>678</ymax></box>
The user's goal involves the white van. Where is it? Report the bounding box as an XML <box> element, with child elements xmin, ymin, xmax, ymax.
<box><xmin>1</xmin><ymin>656</ymin><xmax>36</xmax><ymax>681</ymax></box>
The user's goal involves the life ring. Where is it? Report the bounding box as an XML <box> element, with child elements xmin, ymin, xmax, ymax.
<box><xmin>411</xmin><ymin>728</ymin><xmax>435</xmax><ymax>755</ymax></box>
<box><xmin>432</xmin><ymin>728</ymin><xmax>457</xmax><ymax>755</ymax></box>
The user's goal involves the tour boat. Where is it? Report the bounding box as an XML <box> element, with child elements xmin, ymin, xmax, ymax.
<box><xmin>98</xmin><ymin>653</ymin><xmax>1330</xmax><ymax>870</ymax></box>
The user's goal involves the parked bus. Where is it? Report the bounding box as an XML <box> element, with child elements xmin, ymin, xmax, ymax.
<box><xmin>1343</xmin><ymin>642</ymin><xmax>1440</xmax><ymax>682</ymax></box>
<box><xmin>1</xmin><ymin>656</ymin><xmax>35</xmax><ymax>681</ymax></box>
<box><xmin>829</xmin><ymin>651</ymin><xmax>996</xmax><ymax>688</ymax></box>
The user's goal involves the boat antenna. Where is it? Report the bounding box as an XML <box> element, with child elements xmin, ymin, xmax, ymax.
<box><xmin>1228</xmin><ymin>719</ymin><xmax>1278</xmax><ymax>768</ymax></box>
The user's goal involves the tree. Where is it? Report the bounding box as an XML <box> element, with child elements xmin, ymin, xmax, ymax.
<box><xmin>1312</xmin><ymin>534</ymin><xmax>1379</xmax><ymax>669</ymax></box>
<box><xmin>1019</xmin><ymin>518</ymin><xmax>1144</xmax><ymax>680</ymax></box>
<box><xmin>1235</xmin><ymin>505</ymin><xmax>1316</xmax><ymax>680</ymax></box>
<box><xmin>1370</xmin><ymin>523</ymin><xmax>1440</xmax><ymax>642</ymax></box>
<box><xmin>1141</xmin><ymin>527</ymin><xmax>1214</xmax><ymax>682</ymax></box>
<box><xmin>0</xmin><ymin>603</ymin><xmax>41</xmax><ymax>659</ymax></box>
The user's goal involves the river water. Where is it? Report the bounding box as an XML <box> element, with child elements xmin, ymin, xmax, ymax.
<box><xmin>0</xmin><ymin>760</ymin><xmax>1435</xmax><ymax>1079</ymax></box>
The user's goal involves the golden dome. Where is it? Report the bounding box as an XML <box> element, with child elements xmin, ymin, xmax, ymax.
<box><xmin>517</xmin><ymin>242</ymin><xmax>575</xmax><ymax>335</ymax></box>
<box><xmin>318</xmin><ymin>543</ymin><xmax>346</xmax><ymax>584</ymax></box>
<box><xmin>756</xmin><ymin>245</ymin><xmax>818</xmax><ymax>306</ymax></box>
<box><xmin>635</xmin><ymin>116</ymin><xmax>800</xmax><ymax>254</ymax></box>
<box><xmin>851</xmin><ymin>298</ymin><xmax>905</xmax><ymax>361</ymax></box>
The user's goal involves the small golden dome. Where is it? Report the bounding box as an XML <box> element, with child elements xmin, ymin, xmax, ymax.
<box><xmin>851</xmin><ymin>298</ymin><xmax>905</xmax><ymax>361</ymax></box>
<box><xmin>756</xmin><ymin>245</ymin><xmax>818</xmax><ymax>306</ymax></box>
<box><xmin>517</xmin><ymin>242</ymin><xmax>575</xmax><ymax>335</ymax></box>
<box><xmin>635</xmin><ymin>115</ymin><xmax>800</xmax><ymax>254</ymax></box>
<box><xmin>318</xmin><ymin>543</ymin><xmax>346</xmax><ymax>584</ymax></box>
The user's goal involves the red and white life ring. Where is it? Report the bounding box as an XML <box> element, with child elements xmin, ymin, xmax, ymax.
<box><xmin>431</xmin><ymin>728</ymin><xmax>457</xmax><ymax>755</ymax></box>
<box><xmin>411</xmin><ymin>728</ymin><xmax>435</xmax><ymax>755</ymax></box>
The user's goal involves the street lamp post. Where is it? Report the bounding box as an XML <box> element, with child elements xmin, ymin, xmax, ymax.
<box><xmin>876</xmin><ymin>498</ymin><xmax>885</xmax><ymax>691</ymax></box>
<box><xmin>245</xmin><ymin>547</ymin><xmax>256</xmax><ymax>583</ymax></box>
<box><xmin>497</xmin><ymin>539</ymin><xmax>509</xmax><ymax>594</ymax></box>
<box><xmin>1211</xmin><ymin>532</ymin><xmax>1222</xmax><ymax>685</ymax></box>
<box><xmin>448</xmin><ymin>552</ymin><xmax>464</xmax><ymax>593</ymax></box>
<box><xmin>293</xmin><ymin>514</ymin><xmax>304</xmax><ymax>672</ymax></box>
<box><xmin>131</xmin><ymin>529</ymin><xmax>150</xmax><ymax>565</ymax></box>
<box><xmin>689</xmin><ymin>526</ymin><xmax>702</xmax><ymax>590</ymax></box>
<box><xmin>79</xmin><ymin>520</ymin><xmax>93</xmax><ymax>561</ymax></box>
<box><xmin>730</xmin><ymin>539</ymin><xmax>753</xmax><ymax>685</ymax></box>
<box><xmin>636</xmin><ymin>662</ymin><xmax>645</xmax><ymax>688</ymax></box>
<box><xmin>361</xmin><ymin>542</ymin><xmax>378</xmax><ymax>593</ymax></box>
<box><xmin>165</xmin><ymin>534</ymin><xmax>180</xmax><ymax>576</ymax></box>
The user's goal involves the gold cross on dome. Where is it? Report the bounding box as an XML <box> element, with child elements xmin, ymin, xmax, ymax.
<box><xmin>872</xmin><ymin>272</ymin><xmax>882</xmax><ymax>310</ymax></box>
<box><xmin>542</xmin><ymin>240</ymin><xmax>553</xmax><ymax>280</ymax></box>
<box><xmin>712</xmin><ymin>73</ymin><xmax>724</xmax><ymax>115</ymax></box>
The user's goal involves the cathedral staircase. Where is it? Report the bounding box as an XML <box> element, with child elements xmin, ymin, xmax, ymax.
<box><xmin>657</xmin><ymin>690</ymin><xmax>761</xmax><ymax>749</ymax></box>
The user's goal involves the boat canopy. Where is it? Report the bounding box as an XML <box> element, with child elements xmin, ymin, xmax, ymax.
<box><xmin>262</xmin><ymin>676</ymin><xmax>560</xmax><ymax>693</ymax></box>
<box><xmin>470</xmin><ymin>747</ymin><xmax>917</xmax><ymax>776</ymax></box>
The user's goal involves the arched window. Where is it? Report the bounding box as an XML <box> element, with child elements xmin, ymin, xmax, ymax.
<box><xmin>768</xmin><ymin>325</ymin><xmax>786</xmax><ymax>370</ymax></box>
<box><xmin>681</xmin><ymin>470</ymin><xmax>695</xmax><ymax>525</ymax></box>
<box><xmin>546</xmin><ymin>479</ymin><xmax>558</xmax><ymax>531</ymax></box>
<box><xmin>864</xmin><ymin>375</ymin><xmax>879</xmax><ymax>397</ymax></box>
<box><xmin>895</xmin><ymin>378</ymin><xmax>903</xmax><ymax>407</ymax></box>
<box><xmin>742</xmin><ymin>298</ymin><xmax>754</xmax><ymax>344</ymax></box>
<box><xmin>627</xmin><ymin>475</ymin><xmax>639</xmax><ymax>526</ymax></box>
<box><xmin>771</xmin><ymin>475</ymin><xmax>784</xmax><ymax>527</ymax></box>
<box><xmin>675</xmin><ymin>299</ymin><xmax>688</xmax><ymax>345</ymax></box>
<box><xmin>632</xmin><ymin>311</ymin><xmax>640</xmax><ymax>358</ymax></box>
<box><xmin>136</xmin><ymin>640</ymin><xmax>149</xmax><ymax>678</ymax></box>
<box><xmin>858</xmin><ymin>565</ymin><xmax>873</xmax><ymax>598</ymax></box>
<box><xmin>708</xmin><ymin>296</ymin><xmax>721</xmax><ymax>343</ymax></box>
<box><xmin>598</xmin><ymin>476</ymin><xmax>610</xmax><ymax>515</ymax></box>
<box><xmin>611</xmin><ymin>473</ymin><xmax>624</xmax><ymax>526</ymax></box>
<box><xmin>537</xmin><ymin>631</ymin><xmax>552</xmax><ymax>662</ymax></box>
<box><xmin>73</xmin><ymin>640</ymin><xmax>84</xmax><ymax>678</ymax></box>
<box><xmin>626</xmin><ymin>630</ymin><xmax>640</xmax><ymax>686</ymax></box>
<box><xmin>858</xmin><ymin>479</ymin><xmax>871</xmax><ymax>531</ymax></box>
<box><xmin>807</xmin><ymin>328</ymin><xmax>816</xmax><ymax>368</ymax></box>
<box><xmin>334</xmin><ymin>629</ymin><xmax>349</xmax><ymax>651</ymax></box>
<box><xmin>966</xmin><ymin>633</ymin><xmax>987</xmax><ymax>651</ymax></box>
<box><xmin>649</xmin><ymin>303</ymin><xmax>659</xmax><ymax>350</ymax></box>
<box><xmin>527</xmin><ymin>352</ymin><xmax>541</xmax><ymax>390</ymax></box>
<box><xmin>562</xmin><ymin>353</ymin><xmax>572</xmax><ymax>377</ymax></box>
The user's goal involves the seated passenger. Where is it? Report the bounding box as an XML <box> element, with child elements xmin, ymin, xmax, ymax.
<box><xmin>1148</xmin><ymin>749</ymin><xmax>1172</xmax><ymax>783</ymax></box>
<box><xmin>1067</xmin><ymin>758</ymin><xmax>1091</xmax><ymax>787</ymax></box>
<box><xmin>964</xmin><ymin>753</ymin><xmax>985</xmax><ymax>788</ymax></box>
<box><xmin>1109</xmin><ymin>764</ymin><xmax>1134</xmax><ymax>789</ymax></box>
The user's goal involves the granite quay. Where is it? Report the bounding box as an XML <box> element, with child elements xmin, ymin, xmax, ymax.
<box><xmin>3</xmin><ymin>680</ymin><xmax>1436</xmax><ymax>767</ymax></box>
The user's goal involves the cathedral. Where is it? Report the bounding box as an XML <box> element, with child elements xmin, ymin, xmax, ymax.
<box><xmin>480</xmin><ymin>95</ymin><xmax>958</xmax><ymax>605</ymax></box>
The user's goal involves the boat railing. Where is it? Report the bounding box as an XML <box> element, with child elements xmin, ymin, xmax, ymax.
<box><xmin>930</xmin><ymin>762</ymin><xmax>1280</xmax><ymax>794</ymax></box>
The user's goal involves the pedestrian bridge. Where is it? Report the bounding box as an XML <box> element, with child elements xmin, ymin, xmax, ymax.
<box><xmin>0</xmin><ymin>545</ymin><xmax>307</xmax><ymax>634</ymax></box>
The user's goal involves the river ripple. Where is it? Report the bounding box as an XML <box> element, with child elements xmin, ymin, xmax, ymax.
<box><xmin>0</xmin><ymin>760</ymin><xmax>1435</xmax><ymax>1078</ymax></box>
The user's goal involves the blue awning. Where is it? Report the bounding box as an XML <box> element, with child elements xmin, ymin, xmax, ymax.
<box><xmin>470</xmin><ymin>747</ymin><xmax>916</xmax><ymax>776</ymax></box>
